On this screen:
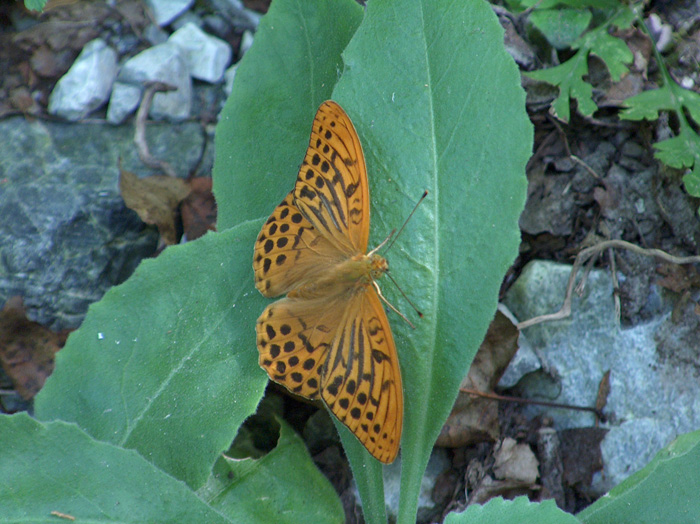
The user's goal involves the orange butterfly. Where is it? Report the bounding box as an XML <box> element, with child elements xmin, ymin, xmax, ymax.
<box><xmin>253</xmin><ymin>100</ymin><xmax>403</xmax><ymax>463</ymax></box>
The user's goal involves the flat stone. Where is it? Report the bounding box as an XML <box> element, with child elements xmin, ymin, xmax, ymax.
<box><xmin>48</xmin><ymin>39</ymin><xmax>117</xmax><ymax>121</ymax></box>
<box><xmin>168</xmin><ymin>22</ymin><xmax>232</xmax><ymax>83</ymax></box>
<box><xmin>503</xmin><ymin>260</ymin><xmax>700</xmax><ymax>495</ymax></box>
<box><xmin>115</xmin><ymin>42</ymin><xmax>192</xmax><ymax>121</ymax></box>
<box><xmin>0</xmin><ymin>117</ymin><xmax>205</xmax><ymax>329</ymax></box>
<box><xmin>144</xmin><ymin>0</ymin><xmax>193</xmax><ymax>26</ymax></box>
<box><xmin>106</xmin><ymin>82</ymin><xmax>142</xmax><ymax>124</ymax></box>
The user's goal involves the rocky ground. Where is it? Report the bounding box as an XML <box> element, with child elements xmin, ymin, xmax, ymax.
<box><xmin>1</xmin><ymin>1</ymin><xmax>699</xmax><ymax>522</ymax></box>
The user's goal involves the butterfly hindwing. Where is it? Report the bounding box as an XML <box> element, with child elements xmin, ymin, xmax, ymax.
<box><xmin>256</xmin><ymin>295</ymin><xmax>342</xmax><ymax>400</ymax></box>
<box><xmin>320</xmin><ymin>287</ymin><xmax>403</xmax><ymax>464</ymax></box>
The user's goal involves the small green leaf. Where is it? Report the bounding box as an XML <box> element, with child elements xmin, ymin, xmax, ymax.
<box><xmin>445</xmin><ymin>496</ymin><xmax>580</xmax><ymax>523</ymax></box>
<box><xmin>200</xmin><ymin>419</ymin><xmax>344</xmax><ymax>523</ymax></box>
<box><xmin>653</xmin><ymin>129</ymin><xmax>699</xmax><ymax>170</ymax></box>
<box><xmin>620</xmin><ymin>87</ymin><xmax>674</xmax><ymax>120</ymax></box>
<box><xmin>23</xmin><ymin>0</ymin><xmax>46</xmax><ymax>12</ymax></box>
<box><xmin>683</xmin><ymin>162</ymin><xmax>700</xmax><ymax>197</ymax></box>
<box><xmin>578</xmin><ymin>429</ymin><xmax>700</xmax><ymax>523</ymax></box>
<box><xmin>526</xmin><ymin>5</ymin><xmax>634</xmax><ymax>121</ymax></box>
<box><xmin>526</xmin><ymin>50</ymin><xmax>594</xmax><ymax>121</ymax></box>
<box><xmin>530</xmin><ymin>8</ymin><xmax>592</xmax><ymax>50</ymax></box>
<box><xmin>0</xmin><ymin>413</ymin><xmax>229</xmax><ymax>522</ymax></box>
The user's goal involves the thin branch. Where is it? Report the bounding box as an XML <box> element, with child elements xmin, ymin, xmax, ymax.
<box><xmin>135</xmin><ymin>81</ymin><xmax>178</xmax><ymax>177</ymax></box>
<box><xmin>517</xmin><ymin>240</ymin><xmax>700</xmax><ymax>330</ymax></box>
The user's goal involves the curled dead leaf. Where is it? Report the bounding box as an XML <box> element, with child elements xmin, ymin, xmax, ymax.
<box><xmin>0</xmin><ymin>297</ymin><xmax>69</xmax><ymax>400</ymax></box>
<box><xmin>119</xmin><ymin>167</ymin><xmax>191</xmax><ymax>245</ymax></box>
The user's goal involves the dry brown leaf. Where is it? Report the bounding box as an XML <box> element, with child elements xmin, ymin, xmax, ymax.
<box><xmin>119</xmin><ymin>168</ymin><xmax>191</xmax><ymax>245</ymax></box>
<box><xmin>0</xmin><ymin>296</ymin><xmax>69</xmax><ymax>400</ymax></box>
<box><xmin>181</xmin><ymin>176</ymin><xmax>217</xmax><ymax>241</ymax></box>
<box><xmin>436</xmin><ymin>308</ymin><xmax>519</xmax><ymax>447</ymax></box>
<box><xmin>656</xmin><ymin>263</ymin><xmax>700</xmax><ymax>294</ymax></box>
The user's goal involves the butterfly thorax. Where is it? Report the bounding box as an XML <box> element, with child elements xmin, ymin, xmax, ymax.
<box><xmin>286</xmin><ymin>253</ymin><xmax>388</xmax><ymax>300</ymax></box>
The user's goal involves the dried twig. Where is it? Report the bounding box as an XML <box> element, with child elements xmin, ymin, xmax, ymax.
<box><xmin>517</xmin><ymin>240</ymin><xmax>700</xmax><ymax>330</ymax></box>
<box><xmin>135</xmin><ymin>81</ymin><xmax>178</xmax><ymax>177</ymax></box>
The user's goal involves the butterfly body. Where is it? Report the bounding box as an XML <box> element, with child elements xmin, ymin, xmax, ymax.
<box><xmin>253</xmin><ymin>101</ymin><xmax>402</xmax><ymax>464</ymax></box>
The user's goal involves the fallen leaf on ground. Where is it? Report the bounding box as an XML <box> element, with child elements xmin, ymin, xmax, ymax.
<box><xmin>437</xmin><ymin>308</ymin><xmax>519</xmax><ymax>447</ymax></box>
<box><xmin>0</xmin><ymin>296</ymin><xmax>69</xmax><ymax>400</ymax></box>
<box><xmin>119</xmin><ymin>167</ymin><xmax>191</xmax><ymax>245</ymax></box>
<box><xmin>181</xmin><ymin>176</ymin><xmax>217</xmax><ymax>241</ymax></box>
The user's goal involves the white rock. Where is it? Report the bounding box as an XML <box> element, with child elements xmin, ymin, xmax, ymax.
<box><xmin>223</xmin><ymin>64</ymin><xmax>237</xmax><ymax>96</ymax></box>
<box><xmin>48</xmin><ymin>39</ymin><xmax>117</xmax><ymax>121</ymax></box>
<box><xmin>239</xmin><ymin>30</ymin><xmax>254</xmax><ymax>57</ymax></box>
<box><xmin>168</xmin><ymin>22</ymin><xmax>232</xmax><ymax>83</ymax></box>
<box><xmin>144</xmin><ymin>0</ymin><xmax>193</xmax><ymax>27</ymax></box>
<box><xmin>115</xmin><ymin>43</ymin><xmax>192</xmax><ymax>121</ymax></box>
<box><xmin>106</xmin><ymin>82</ymin><xmax>142</xmax><ymax>124</ymax></box>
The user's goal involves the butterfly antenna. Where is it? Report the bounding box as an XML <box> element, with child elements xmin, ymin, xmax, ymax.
<box><xmin>386</xmin><ymin>271</ymin><xmax>423</xmax><ymax>319</ymax></box>
<box><xmin>384</xmin><ymin>190</ymin><xmax>428</xmax><ymax>253</ymax></box>
<box><xmin>373</xmin><ymin>281</ymin><xmax>416</xmax><ymax>329</ymax></box>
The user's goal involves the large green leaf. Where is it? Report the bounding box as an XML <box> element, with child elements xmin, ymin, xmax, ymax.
<box><xmin>445</xmin><ymin>496</ymin><xmax>580</xmax><ymax>524</ymax></box>
<box><xmin>200</xmin><ymin>418</ymin><xmax>344</xmax><ymax>522</ymax></box>
<box><xmin>213</xmin><ymin>0</ymin><xmax>363</xmax><ymax>230</ymax></box>
<box><xmin>34</xmin><ymin>225</ymin><xmax>268</xmax><ymax>489</ymax></box>
<box><xmin>213</xmin><ymin>0</ymin><xmax>529</xmax><ymax>522</ymax></box>
<box><xmin>331</xmin><ymin>1</ymin><xmax>531</xmax><ymax>521</ymax></box>
<box><xmin>0</xmin><ymin>413</ymin><xmax>229</xmax><ymax>523</ymax></box>
<box><xmin>578</xmin><ymin>429</ymin><xmax>700</xmax><ymax>524</ymax></box>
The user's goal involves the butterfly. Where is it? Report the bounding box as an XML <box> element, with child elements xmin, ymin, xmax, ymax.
<box><xmin>252</xmin><ymin>100</ymin><xmax>403</xmax><ymax>463</ymax></box>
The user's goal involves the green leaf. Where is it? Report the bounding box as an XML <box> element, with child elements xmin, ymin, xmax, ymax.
<box><xmin>23</xmin><ymin>0</ymin><xmax>46</xmax><ymax>12</ymax></box>
<box><xmin>520</xmin><ymin>0</ymin><xmax>621</xmax><ymax>7</ymax></box>
<box><xmin>525</xmin><ymin>6</ymin><xmax>634</xmax><ymax>121</ymax></box>
<box><xmin>445</xmin><ymin>496</ymin><xmax>581</xmax><ymax>524</ymax></box>
<box><xmin>530</xmin><ymin>8</ymin><xmax>592</xmax><ymax>50</ymax></box>
<box><xmin>0</xmin><ymin>413</ymin><xmax>229</xmax><ymax>523</ymax></box>
<box><xmin>526</xmin><ymin>51</ymin><xmax>595</xmax><ymax>122</ymax></box>
<box><xmin>213</xmin><ymin>0</ymin><xmax>363</xmax><ymax>230</ymax></box>
<box><xmin>683</xmin><ymin>161</ymin><xmax>700</xmax><ymax>197</ymax></box>
<box><xmin>200</xmin><ymin>418</ymin><xmax>344</xmax><ymax>523</ymax></box>
<box><xmin>619</xmin><ymin>87</ymin><xmax>675</xmax><ymax>120</ymax></box>
<box><xmin>34</xmin><ymin>224</ymin><xmax>269</xmax><ymax>489</ymax></box>
<box><xmin>578</xmin><ymin>430</ymin><xmax>700</xmax><ymax>524</ymax></box>
<box><xmin>215</xmin><ymin>0</ymin><xmax>529</xmax><ymax>522</ymax></box>
<box><xmin>331</xmin><ymin>0</ymin><xmax>530</xmax><ymax>522</ymax></box>
<box><xmin>653</xmin><ymin>128</ymin><xmax>700</xmax><ymax>170</ymax></box>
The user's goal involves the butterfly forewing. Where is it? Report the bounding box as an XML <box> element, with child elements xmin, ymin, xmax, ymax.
<box><xmin>253</xmin><ymin>100</ymin><xmax>403</xmax><ymax>464</ymax></box>
<box><xmin>253</xmin><ymin>192</ymin><xmax>344</xmax><ymax>297</ymax></box>
<box><xmin>293</xmin><ymin>101</ymin><xmax>370</xmax><ymax>254</ymax></box>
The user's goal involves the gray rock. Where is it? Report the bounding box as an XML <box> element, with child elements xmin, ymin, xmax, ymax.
<box><xmin>168</xmin><ymin>22</ymin><xmax>232</xmax><ymax>83</ymax></box>
<box><xmin>171</xmin><ymin>10</ymin><xmax>202</xmax><ymax>31</ymax></box>
<box><xmin>143</xmin><ymin>23</ymin><xmax>169</xmax><ymax>46</ymax></box>
<box><xmin>144</xmin><ymin>0</ymin><xmax>193</xmax><ymax>27</ymax></box>
<box><xmin>48</xmin><ymin>39</ymin><xmax>117</xmax><ymax>121</ymax></box>
<box><xmin>0</xmin><ymin>117</ymin><xmax>206</xmax><ymax>330</ymax></box>
<box><xmin>115</xmin><ymin>43</ymin><xmax>192</xmax><ymax>121</ymax></box>
<box><xmin>502</xmin><ymin>260</ymin><xmax>700</xmax><ymax>495</ymax></box>
<box><xmin>106</xmin><ymin>82</ymin><xmax>142</xmax><ymax>124</ymax></box>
